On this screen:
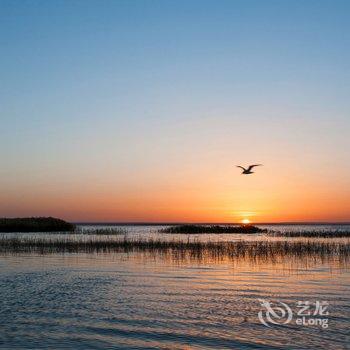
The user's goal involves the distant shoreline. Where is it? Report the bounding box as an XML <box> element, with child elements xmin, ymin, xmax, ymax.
<box><xmin>0</xmin><ymin>217</ymin><xmax>75</xmax><ymax>232</ymax></box>
<box><xmin>74</xmin><ymin>222</ymin><xmax>350</xmax><ymax>226</ymax></box>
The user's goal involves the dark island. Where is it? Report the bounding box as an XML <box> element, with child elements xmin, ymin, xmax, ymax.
<box><xmin>0</xmin><ymin>217</ymin><xmax>75</xmax><ymax>232</ymax></box>
<box><xmin>159</xmin><ymin>224</ymin><xmax>266</xmax><ymax>234</ymax></box>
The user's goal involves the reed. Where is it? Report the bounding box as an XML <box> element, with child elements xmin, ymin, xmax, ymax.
<box><xmin>0</xmin><ymin>236</ymin><xmax>349</xmax><ymax>263</ymax></box>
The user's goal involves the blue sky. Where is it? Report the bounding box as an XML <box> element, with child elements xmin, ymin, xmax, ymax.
<box><xmin>1</xmin><ymin>0</ymin><xmax>349</xmax><ymax>221</ymax></box>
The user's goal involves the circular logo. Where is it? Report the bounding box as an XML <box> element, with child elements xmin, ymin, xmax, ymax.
<box><xmin>258</xmin><ymin>299</ymin><xmax>293</xmax><ymax>327</ymax></box>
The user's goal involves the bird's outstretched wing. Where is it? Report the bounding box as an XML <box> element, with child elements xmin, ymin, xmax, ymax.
<box><xmin>247</xmin><ymin>164</ymin><xmax>262</xmax><ymax>171</ymax></box>
<box><xmin>236</xmin><ymin>165</ymin><xmax>246</xmax><ymax>171</ymax></box>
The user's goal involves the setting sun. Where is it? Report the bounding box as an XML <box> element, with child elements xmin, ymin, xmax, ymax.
<box><xmin>242</xmin><ymin>219</ymin><xmax>251</xmax><ymax>225</ymax></box>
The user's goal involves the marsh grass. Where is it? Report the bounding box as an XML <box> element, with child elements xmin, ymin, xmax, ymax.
<box><xmin>0</xmin><ymin>236</ymin><xmax>349</xmax><ymax>266</ymax></box>
<box><xmin>269</xmin><ymin>230</ymin><xmax>350</xmax><ymax>238</ymax></box>
<box><xmin>159</xmin><ymin>224</ymin><xmax>266</xmax><ymax>234</ymax></box>
<box><xmin>78</xmin><ymin>228</ymin><xmax>127</xmax><ymax>235</ymax></box>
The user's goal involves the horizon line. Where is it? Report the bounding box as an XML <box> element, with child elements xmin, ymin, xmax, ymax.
<box><xmin>73</xmin><ymin>221</ymin><xmax>350</xmax><ymax>226</ymax></box>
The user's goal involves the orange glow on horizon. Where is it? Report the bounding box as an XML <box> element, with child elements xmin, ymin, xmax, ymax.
<box><xmin>1</xmin><ymin>155</ymin><xmax>350</xmax><ymax>223</ymax></box>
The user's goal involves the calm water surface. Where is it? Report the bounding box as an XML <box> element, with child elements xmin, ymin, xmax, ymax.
<box><xmin>0</xmin><ymin>225</ymin><xmax>349</xmax><ymax>349</ymax></box>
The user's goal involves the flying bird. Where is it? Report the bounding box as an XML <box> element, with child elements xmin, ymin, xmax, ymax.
<box><xmin>236</xmin><ymin>164</ymin><xmax>262</xmax><ymax>175</ymax></box>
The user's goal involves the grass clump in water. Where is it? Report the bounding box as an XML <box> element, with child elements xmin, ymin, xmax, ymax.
<box><xmin>159</xmin><ymin>224</ymin><xmax>266</xmax><ymax>234</ymax></box>
<box><xmin>269</xmin><ymin>230</ymin><xmax>350</xmax><ymax>238</ymax></box>
<box><xmin>80</xmin><ymin>228</ymin><xmax>127</xmax><ymax>235</ymax></box>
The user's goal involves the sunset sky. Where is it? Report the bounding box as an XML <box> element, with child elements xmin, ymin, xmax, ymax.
<box><xmin>1</xmin><ymin>0</ymin><xmax>349</xmax><ymax>223</ymax></box>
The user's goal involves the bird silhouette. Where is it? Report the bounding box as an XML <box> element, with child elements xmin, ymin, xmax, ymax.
<box><xmin>236</xmin><ymin>164</ymin><xmax>262</xmax><ymax>175</ymax></box>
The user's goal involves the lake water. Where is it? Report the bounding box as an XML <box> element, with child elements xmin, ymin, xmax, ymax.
<box><xmin>0</xmin><ymin>224</ymin><xmax>349</xmax><ymax>349</ymax></box>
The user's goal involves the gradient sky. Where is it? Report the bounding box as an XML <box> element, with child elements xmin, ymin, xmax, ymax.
<box><xmin>1</xmin><ymin>0</ymin><xmax>349</xmax><ymax>222</ymax></box>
